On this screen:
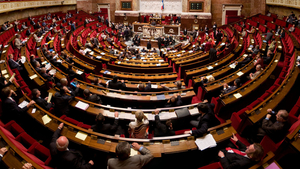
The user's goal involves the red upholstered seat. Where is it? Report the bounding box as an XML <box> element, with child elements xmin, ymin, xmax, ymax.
<box><xmin>15</xmin><ymin>132</ymin><xmax>38</xmax><ymax>150</ymax></box>
<box><xmin>4</xmin><ymin>120</ymin><xmax>25</xmax><ymax>137</ymax></box>
<box><xmin>28</xmin><ymin>143</ymin><xmax>52</xmax><ymax>166</ymax></box>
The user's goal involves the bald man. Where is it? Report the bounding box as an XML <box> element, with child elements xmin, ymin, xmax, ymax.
<box><xmin>50</xmin><ymin>123</ymin><xmax>94</xmax><ymax>169</ymax></box>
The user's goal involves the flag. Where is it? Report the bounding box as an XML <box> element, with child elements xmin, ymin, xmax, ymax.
<box><xmin>161</xmin><ymin>0</ymin><xmax>164</xmax><ymax>10</ymax></box>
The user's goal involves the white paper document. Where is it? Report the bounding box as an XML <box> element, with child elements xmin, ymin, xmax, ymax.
<box><xmin>189</xmin><ymin>108</ymin><xmax>199</xmax><ymax>115</ymax></box>
<box><xmin>130</xmin><ymin>148</ymin><xmax>138</xmax><ymax>156</ymax></box>
<box><xmin>144</xmin><ymin>113</ymin><xmax>155</xmax><ymax>121</ymax></box>
<box><xmin>233</xmin><ymin>93</ymin><xmax>242</xmax><ymax>99</ymax></box>
<box><xmin>151</xmin><ymin>84</ymin><xmax>158</xmax><ymax>89</ymax></box>
<box><xmin>236</xmin><ymin>71</ymin><xmax>244</xmax><ymax>76</ymax></box>
<box><xmin>75</xmin><ymin>131</ymin><xmax>88</xmax><ymax>141</ymax></box>
<box><xmin>30</xmin><ymin>74</ymin><xmax>38</xmax><ymax>80</ymax></box>
<box><xmin>207</xmin><ymin>66</ymin><xmax>213</xmax><ymax>70</ymax></box>
<box><xmin>75</xmin><ymin>101</ymin><xmax>89</xmax><ymax>110</ymax></box>
<box><xmin>42</xmin><ymin>114</ymin><xmax>52</xmax><ymax>125</ymax></box>
<box><xmin>195</xmin><ymin>134</ymin><xmax>217</xmax><ymax>151</ymax></box>
<box><xmin>18</xmin><ymin>100</ymin><xmax>29</xmax><ymax>109</ymax></box>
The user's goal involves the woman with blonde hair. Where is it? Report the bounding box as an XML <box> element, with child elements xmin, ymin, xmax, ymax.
<box><xmin>129</xmin><ymin>110</ymin><xmax>149</xmax><ymax>138</ymax></box>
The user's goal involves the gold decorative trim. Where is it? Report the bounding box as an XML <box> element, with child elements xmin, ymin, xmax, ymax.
<box><xmin>0</xmin><ymin>0</ymin><xmax>76</xmax><ymax>14</ymax></box>
<box><xmin>267</xmin><ymin>0</ymin><xmax>300</xmax><ymax>9</ymax></box>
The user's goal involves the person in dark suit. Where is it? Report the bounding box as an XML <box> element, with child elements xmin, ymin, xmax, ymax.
<box><xmin>1</xmin><ymin>87</ymin><xmax>35</xmax><ymax>123</ymax></box>
<box><xmin>213</xmin><ymin>22</ymin><xmax>217</xmax><ymax>37</ymax></box>
<box><xmin>137</xmin><ymin>81</ymin><xmax>151</xmax><ymax>92</ymax></box>
<box><xmin>71</xmin><ymin>22</ymin><xmax>76</xmax><ymax>32</ymax></box>
<box><xmin>53</xmin><ymin>86</ymin><xmax>74</xmax><ymax>117</ymax></box>
<box><xmin>57</xmin><ymin>78</ymin><xmax>80</xmax><ymax>96</ymax></box>
<box><xmin>40</xmin><ymin>68</ymin><xmax>54</xmax><ymax>82</ymax></box>
<box><xmin>32</xmin><ymin>88</ymin><xmax>53</xmax><ymax>111</ymax></box>
<box><xmin>183</xmin><ymin>28</ymin><xmax>187</xmax><ymax>36</ymax></box>
<box><xmin>133</xmin><ymin>34</ymin><xmax>140</xmax><ymax>46</ymax></box>
<box><xmin>83</xmin><ymin>89</ymin><xmax>102</xmax><ymax>104</ymax></box>
<box><xmin>154</xmin><ymin>109</ymin><xmax>175</xmax><ymax>137</ymax></box>
<box><xmin>157</xmin><ymin>36</ymin><xmax>162</xmax><ymax>49</ymax></box>
<box><xmin>235</xmin><ymin>54</ymin><xmax>252</xmax><ymax>68</ymax></box>
<box><xmin>243</xmin><ymin>109</ymin><xmax>290</xmax><ymax>143</ymax></box>
<box><xmin>185</xmin><ymin>101</ymin><xmax>220</xmax><ymax>137</ymax></box>
<box><xmin>222</xmin><ymin>78</ymin><xmax>241</xmax><ymax>95</ymax></box>
<box><xmin>165</xmin><ymin>93</ymin><xmax>182</xmax><ymax>107</ymax></box>
<box><xmin>0</xmin><ymin>147</ymin><xmax>7</xmax><ymax>162</ymax></box>
<box><xmin>8</xmin><ymin>54</ymin><xmax>23</xmax><ymax>72</ymax></box>
<box><xmin>218</xmin><ymin>134</ymin><xmax>264</xmax><ymax>169</ymax></box>
<box><xmin>216</xmin><ymin>29</ymin><xmax>223</xmax><ymax>45</ymax></box>
<box><xmin>50</xmin><ymin>123</ymin><xmax>94</xmax><ymax>169</ymax></box>
<box><xmin>107</xmin><ymin>75</ymin><xmax>126</xmax><ymax>90</ymax></box>
<box><xmin>264</xmin><ymin>32</ymin><xmax>273</xmax><ymax>42</ymax></box>
<box><xmin>279</xmin><ymin>29</ymin><xmax>285</xmax><ymax>39</ymax></box>
<box><xmin>26</xmin><ymin>27</ymin><xmax>31</xmax><ymax>36</ymax></box>
<box><xmin>92</xmin><ymin>112</ymin><xmax>122</xmax><ymax>135</ymax></box>
<box><xmin>0</xmin><ymin>72</ymin><xmax>14</xmax><ymax>92</ymax></box>
<box><xmin>147</xmin><ymin>40</ymin><xmax>151</xmax><ymax>50</ymax></box>
<box><xmin>209</xmin><ymin>44</ymin><xmax>217</xmax><ymax>62</ymax></box>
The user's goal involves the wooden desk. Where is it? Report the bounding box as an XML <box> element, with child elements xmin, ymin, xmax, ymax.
<box><xmin>133</xmin><ymin>22</ymin><xmax>150</xmax><ymax>32</ymax></box>
<box><xmin>140</xmin><ymin>39</ymin><xmax>158</xmax><ymax>48</ymax></box>
<box><xmin>164</xmin><ymin>24</ymin><xmax>180</xmax><ymax>35</ymax></box>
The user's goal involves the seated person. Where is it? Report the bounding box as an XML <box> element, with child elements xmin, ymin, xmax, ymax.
<box><xmin>129</xmin><ymin>110</ymin><xmax>149</xmax><ymax>138</ymax></box>
<box><xmin>217</xmin><ymin>133</ymin><xmax>264</xmax><ymax>169</ymax></box>
<box><xmin>53</xmin><ymin>86</ymin><xmax>75</xmax><ymax>116</ymax></box>
<box><xmin>235</xmin><ymin>54</ymin><xmax>252</xmax><ymax>68</ymax></box>
<box><xmin>251</xmin><ymin>45</ymin><xmax>260</xmax><ymax>55</ymax></box>
<box><xmin>249</xmin><ymin>64</ymin><xmax>263</xmax><ymax>80</ymax></box>
<box><xmin>193</xmin><ymin>76</ymin><xmax>215</xmax><ymax>95</ymax></box>
<box><xmin>83</xmin><ymin>89</ymin><xmax>102</xmax><ymax>104</ymax></box>
<box><xmin>0</xmin><ymin>72</ymin><xmax>15</xmax><ymax>92</ymax></box>
<box><xmin>40</xmin><ymin>67</ymin><xmax>55</xmax><ymax>82</ymax></box>
<box><xmin>185</xmin><ymin>101</ymin><xmax>220</xmax><ymax>137</ymax></box>
<box><xmin>1</xmin><ymin>87</ymin><xmax>35</xmax><ymax>123</ymax></box>
<box><xmin>289</xmin><ymin>24</ymin><xmax>295</xmax><ymax>32</ymax></box>
<box><xmin>243</xmin><ymin>109</ymin><xmax>289</xmax><ymax>143</ymax></box>
<box><xmin>263</xmin><ymin>50</ymin><xmax>274</xmax><ymax>65</ymax></box>
<box><xmin>32</xmin><ymin>88</ymin><xmax>53</xmax><ymax>111</ymax></box>
<box><xmin>161</xmin><ymin>80</ymin><xmax>186</xmax><ymax>90</ymax></box>
<box><xmin>137</xmin><ymin>81</ymin><xmax>151</xmax><ymax>92</ymax></box>
<box><xmin>164</xmin><ymin>93</ymin><xmax>182</xmax><ymax>107</ymax></box>
<box><xmin>154</xmin><ymin>109</ymin><xmax>175</xmax><ymax>137</ymax></box>
<box><xmin>107</xmin><ymin>75</ymin><xmax>126</xmax><ymax>90</ymax></box>
<box><xmin>92</xmin><ymin>112</ymin><xmax>121</xmax><ymax>135</ymax></box>
<box><xmin>222</xmin><ymin>78</ymin><xmax>241</xmax><ymax>95</ymax></box>
<box><xmin>56</xmin><ymin>78</ymin><xmax>80</xmax><ymax>96</ymax></box>
<box><xmin>91</xmin><ymin>77</ymin><xmax>104</xmax><ymax>87</ymax></box>
<box><xmin>254</xmin><ymin>54</ymin><xmax>264</xmax><ymax>67</ymax></box>
<box><xmin>107</xmin><ymin>142</ymin><xmax>153</xmax><ymax>169</ymax></box>
<box><xmin>8</xmin><ymin>54</ymin><xmax>23</xmax><ymax>72</ymax></box>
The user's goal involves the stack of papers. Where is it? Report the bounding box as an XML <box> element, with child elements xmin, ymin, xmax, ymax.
<box><xmin>75</xmin><ymin>131</ymin><xmax>88</xmax><ymax>141</ymax></box>
<box><xmin>195</xmin><ymin>134</ymin><xmax>217</xmax><ymax>151</ymax></box>
<box><xmin>30</xmin><ymin>74</ymin><xmax>38</xmax><ymax>80</ymax></box>
<box><xmin>75</xmin><ymin>101</ymin><xmax>89</xmax><ymax>110</ymax></box>
<box><xmin>207</xmin><ymin>66</ymin><xmax>213</xmax><ymax>70</ymax></box>
<box><xmin>229</xmin><ymin>63</ymin><xmax>236</xmax><ymax>69</ymax></box>
<box><xmin>233</xmin><ymin>93</ymin><xmax>242</xmax><ymax>99</ymax></box>
<box><xmin>144</xmin><ymin>113</ymin><xmax>154</xmax><ymax>121</ymax></box>
<box><xmin>189</xmin><ymin>108</ymin><xmax>199</xmax><ymax>115</ymax></box>
<box><xmin>236</xmin><ymin>71</ymin><xmax>244</xmax><ymax>76</ymax></box>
